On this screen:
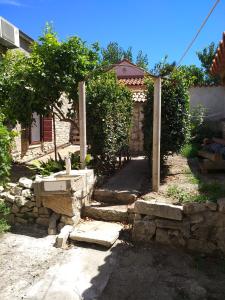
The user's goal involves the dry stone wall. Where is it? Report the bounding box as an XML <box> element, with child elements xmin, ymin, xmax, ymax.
<box><xmin>132</xmin><ymin>199</ymin><xmax>225</xmax><ymax>255</ymax></box>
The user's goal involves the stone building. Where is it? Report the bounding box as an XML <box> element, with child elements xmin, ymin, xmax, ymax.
<box><xmin>111</xmin><ymin>59</ymin><xmax>147</xmax><ymax>155</ymax></box>
<box><xmin>0</xmin><ymin>17</ymin><xmax>72</xmax><ymax>162</ymax></box>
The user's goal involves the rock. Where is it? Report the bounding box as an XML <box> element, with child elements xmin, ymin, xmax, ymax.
<box><xmin>132</xmin><ymin>220</ymin><xmax>156</xmax><ymax>242</ymax></box>
<box><xmin>205</xmin><ymin>200</ymin><xmax>217</xmax><ymax>211</ymax></box>
<box><xmin>183</xmin><ymin>202</ymin><xmax>207</xmax><ymax>215</ymax></box>
<box><xmin>187</xmin><ymin>239</ymin><xmax>216</xmax><ymax>254</ymax></box>
<box><xmin>36</xmin><ymin>217</ymin><xmax>49</xmax><ymax>227</ymax></box>
<box><xmin>20</xmin><ymin>206</ymin><xmax>32</xmax><ymax>213</ymax></box>
<box><xmin>42</xmin><ymin>195</ymin><xmax>80</xmax><ymax>217</ymax></box>
<box><xmin>11</xmin><ymin>204</ymin><xmax>20</xmax><ymax>213</ymax></box>
<box><xmin>48</xmin><ymin>213</ymin><xmax>60</xmax><ymax>235</ymax></box>
<box><xmin>19</xmin><ymin>177</ymin><xmax>33</xmax><ymax>189</ymax></box>
<box><xmin>25</xmin><ymin>201</ymin><xmax>35</xmax><ymax>208</ymax></box>
<box><xmin>55</xmin><ymin>225</ymin><xmax>73</xmax><ymax>248</ymax></box>
<box><xmin>217</xmin><ymin>198</ymin><xmax>225</xmax><ymax>213</ymax></box>
<box><xmin>6</xmin><ymin>213</ymin><xmax>15</xmax><ymax>225</ymax></box>
<box><xmin>134</xmin><ymin>200</ymin><xmax>183</xmax><ymax>221</ymax></box>
<box><xmin>15</xmin><ymin>196</ymin><xmax>28</xmax><ymax>207</ymax></box>
<box><xmin>70</xmin><ymin>220</ymin><xmax>123</xmax><ymax>247</ymax></box>
<box><xmin>57</xmin><ymin>222</ymin><xmax>65</xmax><ymax>232</ymax></box>
<box><xmin>15</xmin><ymin>217</ymin><xmax>28</xmax><ymax>224</ymax></box>
<box><xmin>13</xmin><ymin>186</ymin><xmax>23</xmax><ymax>196</ymax></box>
<box><xmin>156</xmin><ymin>218</ymin><xmax>190</xmax><ymax>238</ymax></box>
<box><xmin>156</xmin><ymin>228</ymin><xmax>186</xmax><ymax>247</ymax></box>
<box><xmin>185</xmin><ymin>280</ymin><xmax>207</xmax><ymax>300</ymax></box>
<box><xmin>189</xmin><ymin>214</ymin><xmax>204</xmax><ymax>224</ymax></box>
<box><xmin>4</xmin><ymin>193</ymin><xmax>15</xmax><ymax>204</ymax></box>
<box><xmin>84</xmin><ymin>204</ymin><xmax>128</xmax><ymax>222</ymax></box>
<box><xmin>134</xmin><ymin>213</ymin><xmax>142</xmax><ymax>221</ymax></box>
<box><xmin>26</xmin><ymin>212</ymin><xmax>38</xmax><ymax>218</ymax></box>
<box><xmin>21</xmin><ymin>189</ymin><xmax>32</xmax><ymax>198</ymax></box>
<box><xmin>33</xmin><ymin>207</ymin><xmax>38</xmax><ymax>213</ymax></box>
<box><xmin>5</xmin><ymin>183</ymin><xmax>17</xmax><ymax>190</ymax></box>
<box><xmin>0</xmin><ymin>186</ymin><xmax>4</xmax><ymax>193</ymax></box>
<box><xmin>38</xmin><ymin>207</ymin><xmax>50</xmax><ymax>215</ymax></box>
<box><xmin>60</xmin><ymin>214</ymin><xmax>80</xmax><ymax>226</ymax></box>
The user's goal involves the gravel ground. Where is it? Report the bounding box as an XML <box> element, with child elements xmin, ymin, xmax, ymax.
<box><xmin>1</xmin><ymin>225</ymin><xmax>225</xmax><ymax>300</ymax></box>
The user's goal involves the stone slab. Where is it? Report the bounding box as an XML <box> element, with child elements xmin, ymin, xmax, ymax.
<box><xmin>56</xmin><ymin>225</ymin><xmax>73</xmax><ymax>248</ymax></box>
<box><xmin>134</xmin><ymin>200</ymin><xmax>183</xmax><ymax>220</ymax></box>
<box><xmin>84</xmin><ymin>203</ymin><xmax>128</xmax><ymax>222</ymax></box>
<box><xmin>70</xmin><ymin>220</ymin><xmax>123</xmax><ymax>247</ymax></box>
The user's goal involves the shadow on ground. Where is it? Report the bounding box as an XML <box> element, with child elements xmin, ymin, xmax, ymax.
<box><xmin>82</xmin><ymin>241</ymin><xmax>225</xmax><ymax>300</ymax></box>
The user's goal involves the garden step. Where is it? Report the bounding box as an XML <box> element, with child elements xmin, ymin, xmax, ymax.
<box><xmin>93</xmin><ymin>188</ymin><xmax>138</xmax><ymax>205</ymax></box>
<box><xmin>84</xmin><ymin>202</ymin><xmax>128</xmax><ymax>222</ymax></box>
<box><xmin>69</xmin><ymin>220</ymin><xmax>123</xmax><ymax>247</ymax></box>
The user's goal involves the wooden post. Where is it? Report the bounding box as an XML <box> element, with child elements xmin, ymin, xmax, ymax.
<box><xmin>53</xmin><ymin>113</ymin><xmax>57</xmax><ymax>161</ymax></box>
<box><xmin>79</xmin><ymin>81</ymin><xmax>87</xmax><ymax>169</ymax></box>
<box><xmin>152</xmin><ymin>77</ymin><xmax>161</xmax><ymax>192</ymax></box>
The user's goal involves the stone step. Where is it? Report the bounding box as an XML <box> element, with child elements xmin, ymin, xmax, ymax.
<box><xmin>69</xmin><ymin>220</ymin><xmax>123</xmax><ymax>247</ymax></box>
<box><xmin>84</xmin><ymin>202</ymin><xmax>128</xmax><ymax>223</ymax></box>
<box><xmin>93</xmin><ymin>189</ymin><xmax>138</xmax><ymax>205</ymax></box>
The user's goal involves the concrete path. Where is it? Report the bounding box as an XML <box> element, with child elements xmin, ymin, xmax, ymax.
<box><xmin>103</xmin><ymin>156</ymin><xmax>149</xmax><ymax>193</ymax></box>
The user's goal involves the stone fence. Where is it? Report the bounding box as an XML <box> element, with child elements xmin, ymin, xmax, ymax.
<box><xmin>132</xmin><ymin>199</ymin><xmax>225</xmax><ymax>255</ymax></box>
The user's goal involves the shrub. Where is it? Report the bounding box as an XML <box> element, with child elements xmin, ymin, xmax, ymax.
<box><xmin>0</xmin><ymin>201</ymin><xmax>10</xmax><ymax>234</ymax></box>
<box><xmin>86</xmin><ymin>72</ymin><xmax>133</xmax><ymax>174</ymax></box>
<box><xmin>143</xmin><ymin>68</ymin><xmax>191</xmax><ymax>169</ymax></box>
<box><xmin>180</xmin><ymin>143</ymin><xmax>199</xmax><ymax>158</ymax></box>
<box><xmin>0</xmin><ymin>114</ymin><xmax>15</xmax><ymax>185</ymax></box>
<box><xmin>31</xmin><ymin>152</ymin><xmax>91</xmax><ymax>176</ymax></box>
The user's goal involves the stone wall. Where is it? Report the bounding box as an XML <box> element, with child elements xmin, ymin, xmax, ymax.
<box><xmin>0</xmin><ymin>170</ymin><xmax>95</xmax><ymax>234</ymax></box>
<box><xmin>132</xmin><ymin>199</ymin><xmax>225</xmax><ymax>255</ymax></box>
<box><xmin>11</xmin><ymin>95</ymin><xmax>72</xmax><ymax>162</ymax></box>
<box><xmin>129</xmin><ymin>102</ymin><xmax>145</xmax><ymax>155</ymax></box>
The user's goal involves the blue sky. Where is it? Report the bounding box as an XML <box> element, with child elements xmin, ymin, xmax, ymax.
<box><xmin>1</xmin><ymin>0</ymin><xmax>225</xmax><ymax>68</ymax></box>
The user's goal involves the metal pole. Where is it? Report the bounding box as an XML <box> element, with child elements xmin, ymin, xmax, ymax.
<box><xmin>78</xmin><ymin>81</ymin><xmax>87</xmax><ymax>169</ymax></box>
<box><xmin>152</xmin><ymin>77</ymin><xmax>161</xmax><ymax>192</ymax></box>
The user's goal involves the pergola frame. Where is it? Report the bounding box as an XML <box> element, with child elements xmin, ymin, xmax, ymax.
<box><xmin>78</xmin><ymin>68</ymin><xmax>162</xmax><ymax>192</ymax></box>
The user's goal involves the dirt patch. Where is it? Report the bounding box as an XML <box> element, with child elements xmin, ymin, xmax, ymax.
<box><xmin>0</xmin><ymin>225</ymin><xmax>66</xmax><ymax>300</ymax></box>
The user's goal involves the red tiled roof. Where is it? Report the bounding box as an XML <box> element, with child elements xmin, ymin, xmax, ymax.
<box><xmin>119</xmin><ymin>77</ymin><xmax>145</xmax><ymax>86</ymax></box>
<box><xmin>211</xmin><ymin>32</ymin><xmax>225</xmax><ymax>76</ymax></box>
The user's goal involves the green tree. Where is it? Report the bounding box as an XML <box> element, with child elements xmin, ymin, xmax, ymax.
<box><xmin>136</xmin><ymin>50</ymin><xmax>148</xmax><ymax>70</ymax></box>
<box><xmin>86</xmin><ymin>72</ymin><xmax>133</xmax><ymax>174</ymax></box>
<box><xmin>0</xmin><ymin>27</ymin><xmax>100</xmax><ymax>127</ymax></box>
<box><xmin>151</xmin><ymin>55</ymin><xmax>176</xmax><ymax>76</ymax></box>
<box><xmin>196</xmin><ymin>42</ymin><xmax>219</xmax><ymax>85</ymax></box>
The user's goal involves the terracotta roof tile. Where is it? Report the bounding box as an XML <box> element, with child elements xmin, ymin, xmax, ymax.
<box><xmin>211</xmin><ymin>32</ymin><xmax>225</xmax><ymax>76</ymax></box>
<box><xmin>119</xmin><ymin>77</ymin><xmax>145</xmax><ymax>86</ymax></box>
<box><xmin>132</xmin><ymin>91</ymin><xmax>147</xmax><ymax>102</ymax></box>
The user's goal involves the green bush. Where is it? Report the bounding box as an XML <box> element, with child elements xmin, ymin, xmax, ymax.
<box><xmin>0</xmin><ymin>201</ymin><xmax>10</xmax><ymax>234</ymax></box>
<box><xmin>0</xmin><ymin>114</ymin><xmax>15</xmax><ymax>185</ymax></box>
<box><xmin>86</xmin><ymin>72</ymin><xmax>133</xmax><ymax>174</ymax></box>
<box><xmin>31</xmin><ymin>152</ymin><xmax>91</xmax><ymax>176</ymax></box>
<box><xmin>143</xmin><ymin>68</ymin><xmax>190</xmax><ymax>168</ymax></box>
<box><xmin>180</xmin><ymin>143</ymin><xmax>199</xmax><ymax>158</ymax></box>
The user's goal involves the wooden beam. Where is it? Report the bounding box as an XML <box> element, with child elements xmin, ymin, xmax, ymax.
<box><xmin>78</xmin><ymin>81</ymin><xmax>87</xmax><ymax>169</ymax></box>
<box><xmin>152</xmin><ymin>77</ymin><xmax>162</xmax><ymax>192</ymax></box>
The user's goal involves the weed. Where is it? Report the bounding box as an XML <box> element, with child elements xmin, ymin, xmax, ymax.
<box><xmin>180</xmin><ymin>144</ymin><xmax>199</xmax><ymax>158</ymax></box>
<box><xmin>0</xmin><ymin>201</ymin><xmax>10</xmax><ymax>234</ymax></box>
<box><xmin>166</xmin><ymin>185</ymin><xmax>190</xmax><ymax>203</ymax></box>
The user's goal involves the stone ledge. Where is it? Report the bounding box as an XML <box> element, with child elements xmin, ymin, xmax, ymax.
<box><xmin>134</xmin><ymin>200</ymin><xmax>183</xmax><ymax>220</ymax></box>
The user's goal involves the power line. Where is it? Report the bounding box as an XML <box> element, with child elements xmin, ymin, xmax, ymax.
<box><xmin>177</xmin><ymin>0</ymin><xmax>221</xmax><ymax>66</ymax></box>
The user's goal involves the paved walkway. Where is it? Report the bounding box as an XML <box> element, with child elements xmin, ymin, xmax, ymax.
<box><xmin>103</xmin><ymin>156</ymin><xmax>149</xmax><ymax>193</ymax></box>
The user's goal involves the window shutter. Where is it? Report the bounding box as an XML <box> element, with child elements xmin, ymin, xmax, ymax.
<box><xmin>42</xmin><ymin>116</ymin><xmax>53</xmax><ymax>142</ymax></box>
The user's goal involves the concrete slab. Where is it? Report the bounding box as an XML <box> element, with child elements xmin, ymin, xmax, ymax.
<box><xmin>70</xmin><ymin>220</ymin><xmax>123</xmax><ymax>247</ymax></box>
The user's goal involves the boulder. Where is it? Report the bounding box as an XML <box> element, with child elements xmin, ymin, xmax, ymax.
<box><xmin>132</xmin><ymin>220</ymin><xmax>156</xmax><ymax>242</ymax></box>
<box><xmin>4</xmin><ymin>193</ymin><xmax>15</xmax><ymax>204</ymax></box>
<box><xmin>15</xmin><ymin>217</ymin><xmax>28</xmax><ymax>224</ymax></box>
<box><xmin>155</xmin><ymin>218</ymin><xmax>190</xmax><ymax>238</ymax></box>
<box><xmin>183</xmin><ymin>202</ymin><xmax>207</xmax><ymax>215</ymax></box>
<box><xmin>22</xmin><ymin>189</ymin><xmax>32</xmax><ymax>199</ymax></box>
<box><xmin>36</xmin><ymin>217</ymin><xmax>49</xmax><ymax>227</ymax></box>
<box><xmin>205</xmin><ymin>200</ymin><xmax>217</xmax><ymax>211</ymax></box>
<box><xmin>11</xmin><ymin>204</ymin><xmax>20</xmax><ymax>214</ymax></box>
<box><xmin>217</xmin><ymin>198</ymin><xmax>225</xmax><ymax>213</ymax></box>
<box><xmin>134</xmin><ymin>200</ymin><xmax>183</xmax><ymax>220</ymax></box>
<box><xmin>20</xmin><ymin>206</ymin><xmax>32</xmax><ymax>213</ymax></box>
<box><xmin>19</xmin><ymin>177</ymin><xmax>33</xmax><ymax>189</ymax></box>
<box><xmin>15</xmin><ymin>196</ymin><xmax>28</xmax><ymax>207</ymax></box>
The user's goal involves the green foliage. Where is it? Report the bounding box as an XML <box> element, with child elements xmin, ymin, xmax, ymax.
<box><xmin>151</xmin><ymin>55</ymin><xmax>176</xmax><ymax>76</ymax></box>
<box><xmin>101</xmin><ymin>41</ymin><xmax>149</xmax><ymax>69</ymax></box>
<box><xmin>0</xmin><ymin>201</ymin><xmax>10</xmax><ymax>234</ymax></box>
<box><xmin>31</xmin><ymin>152</ymin><xmax>91</xmax><ymax>176</ymax></box>
<box><xmin>0</xmin><ymin>26</ymin><xmax>99</xmax><ymax>126</ymax></box>
<box><xmin>180</xmin><ymin>143</ymin><xmax>199</xmax><ymax>158</ymax></box>
<box><xmin>0</xmin><ymin>114</ymin><xmax>15</xmax><ymax>185</ymax></box>
<box><xmin>86</xmin><ymin>72</ymin><xmax>133</xmax><ymax>174</ymax></box>
<box><xmin>196</xmin><ymin>42</ymin><xmax>220</xmax><ymax>85</ymax></box>
<box><xmin>144</xmin><ymin>68</ymin><xmax>191</xmax><ymax>166</ymax></box>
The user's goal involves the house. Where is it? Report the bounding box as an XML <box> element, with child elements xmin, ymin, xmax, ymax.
<box><xmin>0</xmin><ymin>17</ymin><xmax>72</xmax><ymax>162</ymax></box>
<box><xmin>111</xmin><ymin>59</ymin><xmax>147</xmax><ymax>155</ymax></box>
